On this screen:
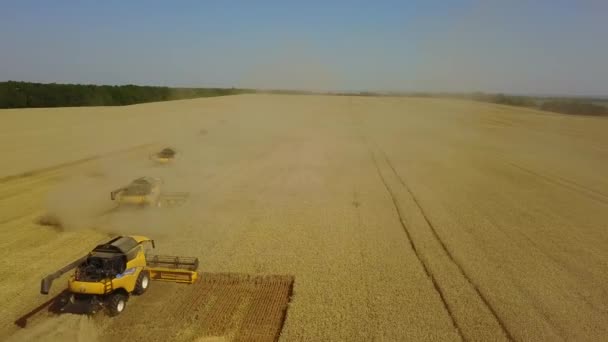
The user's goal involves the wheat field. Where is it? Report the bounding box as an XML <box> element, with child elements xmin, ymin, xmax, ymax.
<box><xmin>1</xmin><ymin>94</ymin><xmax>607</xmax><ymax>341</ymax></box>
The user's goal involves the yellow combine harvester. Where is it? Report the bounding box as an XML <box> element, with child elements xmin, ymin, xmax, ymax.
<box><xmin>150</xmin><ymin>147</ymin><xmax>177</xmax><ymax>164</ymax></box>
<box><xmin>40</xmin><ymin>235</ymin><xmax>198</xmax><ymax>316</ymax></box>
<box><xmin>110</xmin><ymin>177</ymin><xmax>188</xmax><ymax>208</ymax></box>
<box><xmin>111</xmin><ymin>177</ymin><xmax>162</xmax><ymax>207</ymax></box>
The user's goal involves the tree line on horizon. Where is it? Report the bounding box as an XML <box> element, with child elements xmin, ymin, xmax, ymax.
<box><xmin>331</xmin><ymin>90</ymin><xmax>608</xmax><ymax>117</ymax></box>
<box><xmin>1</xmin><ymin>81</ymin><xmax>606</xmax><ymax>116</ymax></box>
<box><xmin>471</xmin><ymin>93</ymin><xmax>608</xmax><ymax>116</ymax></box>
<box><xmin>0</xmin><ymin>81</ymin><xmax>250</xmax><ymax>108</ymax></box>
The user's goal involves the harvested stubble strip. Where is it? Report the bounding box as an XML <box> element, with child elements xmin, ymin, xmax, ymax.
<box><xmin>95</xmin><ymin>272</ymin><xmax>294</xmax><ymax>342</ymax></box>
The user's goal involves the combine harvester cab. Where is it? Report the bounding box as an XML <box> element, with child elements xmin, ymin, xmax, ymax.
<box><xmin>40</xmin><ymin>235</ymin><xmax>198</xmax><ymax>316</ymax></box>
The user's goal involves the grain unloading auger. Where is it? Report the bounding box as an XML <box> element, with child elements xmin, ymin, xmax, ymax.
<box><xmin>40</xmin><ymin>235</ymin><xmax>199</xmax><ymax>316</ymax></box>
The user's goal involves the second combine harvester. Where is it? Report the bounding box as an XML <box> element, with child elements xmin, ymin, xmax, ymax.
<box><xmin>110</xmin><ymin>177</ymin><xmax>189</xmax><ymax>208</ymax></box>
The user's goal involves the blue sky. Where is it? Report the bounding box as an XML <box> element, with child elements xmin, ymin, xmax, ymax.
<box><xmin>0</xmin><ymin>1</ymin><xmax>606</xmax><ymax>95</ymax></box>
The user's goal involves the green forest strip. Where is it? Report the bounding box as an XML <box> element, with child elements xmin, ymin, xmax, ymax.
<box><xmin>0</xmin><ymin>81</ymin><xmax>252</xmax><ymax>108</ymax></box>
<box><xmin>2</xmin><ymin>81</ymin><xmax>606</xmax><ymax>116</ymax></box>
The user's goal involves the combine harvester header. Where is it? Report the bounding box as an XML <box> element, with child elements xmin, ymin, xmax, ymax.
<box><xmin>146</xmin><ymin>254</ymin><xmax>199</xmax><ymax>283</ymax></box>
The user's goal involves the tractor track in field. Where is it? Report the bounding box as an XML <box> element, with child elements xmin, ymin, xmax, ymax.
<box><xmin>351</xmin><ymin>189</ymin><xmax>380</xmax><ymax>338</ymax></box>
<box><xmin>352</xmin><ymin>110</ymin><xmax>512</xmax><ymax>340</ymax></box>
<box><xmin>369</xmin><ymin>151</ymin><xmax>465</xmax><ymax>341</ymax></box>
<box><xmin>379</xmin><ymin>150</ymin><xmax>515</xmax><ymax>341</ymax></box>
<box><xmin>0</xmin><ymin>213</ymin><xmax>34</xmax><ymax>225</ymax></box>
<box><xmin>509</xmin><ymin>162</ymin><xmax>608</xmax><ymax>205</ymax></box>
<box><xmin>353</xmin><ymin>109</ymin><xmax>466</xmax><ymax>339</ymax></box>
<box><xmin>0</xmin><ymin>174</ymin><xmax>63</xmax><ymax>201</ymax></box>
<box><xmin>0</xmin><ymin>143</ymin><xmax>156</xmax><ymax>185</ymax></box>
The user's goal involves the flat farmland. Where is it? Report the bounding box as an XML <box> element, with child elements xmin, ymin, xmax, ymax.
<box><xmin>1</xmin><ymin>94</ymin><xmax>608</xmax><ymax>341</ymax></box>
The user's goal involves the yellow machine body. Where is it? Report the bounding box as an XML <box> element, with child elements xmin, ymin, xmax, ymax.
<box><xmin>67</xmin><ymin>243</ymin><xmax>147</xmax><ymax>295</ymax></box>
<box><xmin>66</xmin><ymin>240</ymin><xmax>198</xmax><ymax>296</ymax></box>
<box><xmin>152</xmin><ymin>156</ymin><xmax>172</xmax><ymax>164</ymax></box>
<box><xmin>111</xmin><ymin>178</ymin><xmax>162</xmax><ymax>207</ymax></box>
<box><xmin>39</xmin><ymin>235</ymin><xmax>198</xmax><ymax>317</ymax></box>
<box><xmin>150</xmin><ymin>148</ymin><xmax>176</xmax><ymax>164</ymax></box>
<box><xmin>41</xmin><ymin>235</ymin><xmax>198</xmax><ymax>296</ymax></box>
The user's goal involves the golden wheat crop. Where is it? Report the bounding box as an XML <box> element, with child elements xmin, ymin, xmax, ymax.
<box><xmin>1</xmin><ymin>94</ymin><xmax>607</xmax><ymax>341</ymax></box>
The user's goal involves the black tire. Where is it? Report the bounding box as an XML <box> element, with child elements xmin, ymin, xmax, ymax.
<box><xmin>133</xmin><ymin>270</ymin><xmax>150</xmax><ymax>295</ymax></box>
<box><xmin>107</xmin><ymin>293</ymin><xmax>127</xmax><ymax>316</ymax></box>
